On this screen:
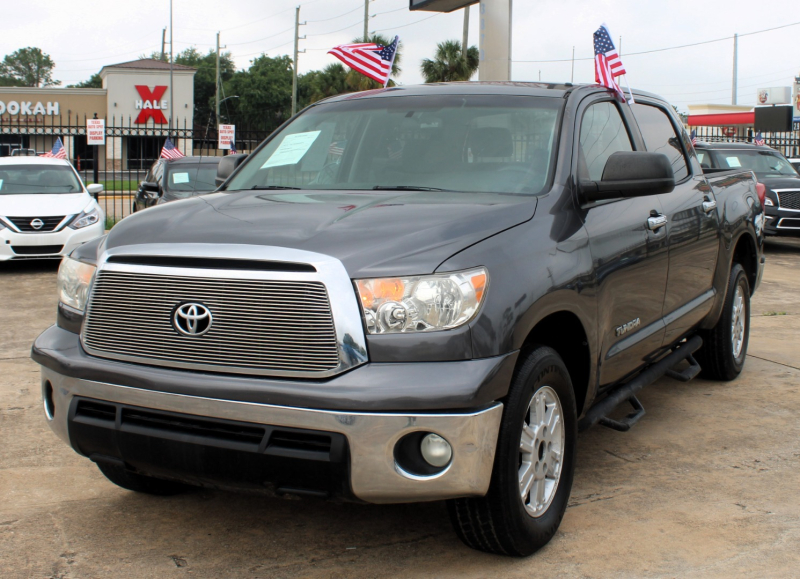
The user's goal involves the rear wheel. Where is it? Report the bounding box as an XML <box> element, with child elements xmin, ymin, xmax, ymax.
<box><xmin>96</xmin><ymin>462</ymin><xmax>189</xmax><ymax>496</ymax></box>
<box><xmin>697</xmin><ymin>263</ymin><xmax>750</xmax><ymax>381</ymax></box>
<box><xmin>447</xmin><ymin>345</ymin><xmax>577</xmax><ymax>556</ymax></box>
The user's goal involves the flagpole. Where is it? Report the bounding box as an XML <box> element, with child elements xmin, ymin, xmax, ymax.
<box><xmin>384</xmin><ymin>36</ymin><xmax>399</xmax><ymax>88</ymax></box>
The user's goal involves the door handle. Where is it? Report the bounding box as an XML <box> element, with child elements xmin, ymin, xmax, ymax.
<box><xmin>647</xmin><ymin>215</ymin><xmax>668</xmax><ymax>231</ymax></box>
<box><xmin>702</xmin><ymin>199</ymin><xmax>717</xmax><ymax>213</ymax></box>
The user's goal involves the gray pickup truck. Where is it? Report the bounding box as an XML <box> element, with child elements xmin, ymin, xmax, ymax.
<box><xmin>32</xmin><ymin>82</ymin><xmax>764</xmax><ymax>556</ymax></box>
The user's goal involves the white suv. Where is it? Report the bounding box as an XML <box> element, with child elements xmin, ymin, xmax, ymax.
<box><xmin>0</xmin><ymin>157</ymin><xmax>105</xmax><ymax>261</ymax></box>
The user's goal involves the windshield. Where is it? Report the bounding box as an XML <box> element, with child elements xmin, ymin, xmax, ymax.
<box><xmin>226</xmin><ymin>95</ymin><xmax>562</xmax><ymax>195</ymax></box>
<box><xmin>0</xmin><ymin>164</ymin><xmax>83</xmax><ymax>195</ymax></box>
<box><xmin>708</xmin><ymin>149</ymin><xmax>798</xmax><ymax>178</ymax></box>
<box><xmin>165</xmin><ymin>164</ymin><xmax>219</xmax><ymax>198</ymax></box>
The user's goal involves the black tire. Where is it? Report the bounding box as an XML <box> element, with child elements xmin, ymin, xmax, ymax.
<box><xmin>447</xmin><ymin>345</ymin><xmax>577</xmax><ymax>557</ymax></box>
<box><xmin>96</xmin><ymin>462</ymin><xmax>189</xmax><ymax>496</ymax></box>
<box><xmin>697</xmin><ymin>263</ymin><xmax>750</xmax><ymax>381</ymax></box>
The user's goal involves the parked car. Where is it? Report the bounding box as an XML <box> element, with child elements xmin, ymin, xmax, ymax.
<box><xmin>695</xmin><ymin>141</ymin><xmax>799</xmax><ymax>236</ymax></box>
<box><xmin>788</xmin><ymin>157</ymin><xmax>800</xmax><ymax>173</ymax></box>
<box><xmin>33</xmin><ymin>83</ymin><xmax>764</xmax><ymax>556</ymax></box>
<box><xmin>133</xmin><ymin>156</ymin><xmax>226</xmax><ymax>212</ymax></box>
<box><xmin>11</xmin><ymin>148</ymin><xmax>39</xmax><ymax>156</ymax></box>
<box><xmin>0</xmin><ymin>157</ymin><xmax>104</xmax><ymax>261</ymax></box>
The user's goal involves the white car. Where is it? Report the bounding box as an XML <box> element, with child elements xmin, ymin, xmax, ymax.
<box><xmin>0</xmin><ymin>157</ymin><xmax>105</xmax><ymax>261</ymax></box>
<box><xmin>789</xmin><ymin>158</ymin><xmax>800</xmax><ymax>173</ymax></box>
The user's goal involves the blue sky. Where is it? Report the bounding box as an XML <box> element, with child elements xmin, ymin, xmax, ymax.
<box><xmin>2</xmin><ymin>0</ymin><xmax>798</xmax><ymax>112</ymax></box>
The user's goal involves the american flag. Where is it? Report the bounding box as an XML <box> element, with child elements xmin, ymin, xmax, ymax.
<box><xmin>160</xmin><ymin>138</ymin><xmax>185</xmax><ymax>159</ymax></box>
<box><xmin>42</xmin><ymin>137</ymin><xmax>67</xmax><ymax>159</ymax></box>
<box><xmin>594</xmin><ymin>24</ymin><xmax>626</xmax><ymax>101</ymax></box>
<box><xmin>229</xmin><ymin>141</ymin><xmax>237</xmax><ymax>155</ymax></box>
<box><xmin>690</xmin><ymin>130</ymin><xmax>697</xmax><ymax>146</ymax></box>
<box><xmin>328</xmin><ymin>36</ymin><xmax>399</xmax><ymax>87</ymax></box>
<box><xmin>329</xmin><ymin>141</ymin><xmax>346</xmax><ymax>157</ymax></box>
<box><xmin>754</xmin><ymin>132</ymin><xmax>765</xmax><ymax>146</ymax></box>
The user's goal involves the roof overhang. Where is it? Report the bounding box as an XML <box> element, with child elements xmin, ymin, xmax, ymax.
<box><xmin>687</xmin><ymin>112</ymin><xmax>754</xmax><ymax>126</ymax></box>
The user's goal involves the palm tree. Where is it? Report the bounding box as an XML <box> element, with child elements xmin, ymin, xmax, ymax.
<box><xmin>309</xmin><ymin>63</ymin><xmax>350</xmax><ymax>103</ymax></box>
<box><xmin>345</xmin><ymin>34</ymin><xmax>403</xmax><ymax>91</ymax></box>
<box><xmin>421</xmin><ymin>40</ymin><xmax>479</xmax><ymax>83</ymax></box>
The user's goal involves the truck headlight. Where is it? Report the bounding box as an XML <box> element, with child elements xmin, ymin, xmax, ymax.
<box><xmin>355</xmin><ymin>268</ymin><xmax>487</xmax><ymax>334</ymax></box>
<box><xmin>764</xmin><ymin>198</ymin><xmax>774</xmax><ymax>206</ymax></box>
<box><xmin>69</xmin><ymin>207</ymin><xmax>101</xmax><ymax>229</ymax></box>
<box><xmin>57</xmin><ymin>257</ymin><xmax>96</xmax><ymax>312</ymax></box>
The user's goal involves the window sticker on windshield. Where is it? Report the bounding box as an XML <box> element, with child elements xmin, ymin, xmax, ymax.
<box><xmin>172</xmin><ymin>172</ymin><xmax>190</xmax><ymax>184</ymax></box>
<box><xmin>725</xmin><ymin>156</ymin><xmax>742</xmax><ymax>168</ymax></box>
<box><xmin>0</xmin><ymin>179</ymin><xmax>3</xmax><ymax>190</ymax></box>
<box><xmin>262</xmin><ymin>131</ymin><xmax>321</xmax><ymax>169</ymax></box>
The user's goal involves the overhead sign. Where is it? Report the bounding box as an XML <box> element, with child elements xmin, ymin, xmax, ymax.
<box><xmin>755</xmin><ymin>106</ymin><xmax>793</xmax><ymax>132</ymax></box>
<box><xmin>218</xmin><ymin>124</ymin><xmax>235</xmax><ymax>150</ymax></box>
<box><xmin>409</xmin><ymin>0</ymin><xmax>479</xmax><ymax>12</ymax></box>
<box><xmin>86</xmin><ymin>118</ymin><xmax>105</xmax><ymax>145</ymax></box>
<box><xmin>134</xmin><ymin>85</ymin><xmax>168</xmax><ymax>124</ymax></box>
<box><xmin>756</xmin><ymin>87</ymin><xmax>791</xmax><ymax>105</ymax></box>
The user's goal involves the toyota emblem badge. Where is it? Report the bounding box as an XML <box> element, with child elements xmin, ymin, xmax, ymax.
<box><xmin>173</xmin><ymin>303</ymin><xmax>213</xmax><ymax>336</ymax></box>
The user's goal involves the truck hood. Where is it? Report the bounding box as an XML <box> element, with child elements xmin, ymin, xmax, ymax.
<box><xmin>106</xmin><ymin>189</ymin><xmax>537</xmax><ymax>276</ymax></box>
<box><xmin>0</xmin><ymin>193</ymin><xmax>90</xmax><ymax>217</ymax></box>
<box><xmin>758</xmin><ymin>176</ymin><xmax>800</xmax><ymax>191</ymax></box>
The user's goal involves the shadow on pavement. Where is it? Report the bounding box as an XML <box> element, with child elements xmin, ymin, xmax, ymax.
<box><xmin>764</xmin><ymin>237</ymin><xmax>800</xmax><ymax>254</ymax></box>
<box><xmin>0</xmin><ymin>259</ymin><xmax>61</xmax><ymax>276</ymax></box>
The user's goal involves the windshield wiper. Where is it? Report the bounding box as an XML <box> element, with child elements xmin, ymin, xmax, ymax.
<box><xmin>250</xmin><ymin>185</ymin><xmax>301</xmax><ymax>190</ymax></box>
<box><xmin>372</xmin><ymin>185</ymin><xmax>450</xmax><ymax>192</ymax></box>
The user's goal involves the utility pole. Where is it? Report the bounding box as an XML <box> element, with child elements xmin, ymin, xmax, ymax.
<box><xmin>571</xmin><ymin>46</ymin><xmax>575</xmax><ymax>83</ymax></box>
<box><xmin>216</xmin><ymin>32</ymin><xmax>224</xmax><ymax>128</ymax></box>
<box><xmin>161</xmin><ymin>28</ymin><xmax>167</xmax><ymax>61</ymax></box>
<box><xmin>732</xmin><ymin>33</ymin><xmax>738</xmax><ymax>105</ymax></box>
<box><xmin>461</xmin><ymin>5</ymin><xmax>470</xmax><ymax>63</ymax></box>
<box><xmin>169</xmin><ymin>0</ymin><xmax>174</xmax><ymax>137</ymax></box>
<box><xmin>292</xmin><ymin>6</ymin><xmax>306</xmax><ymax>116</ymax></box>
<box><xmin>364</xmin><ymin>0</ymin><xmax>370</xmax><ymax>40</ymax></box>
<box><xmin>478</xmin><ymin>0</ymin><xmax>512</xmax><ymax>81</ymax></box>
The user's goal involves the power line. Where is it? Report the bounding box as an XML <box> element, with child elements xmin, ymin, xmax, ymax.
<box><xmin>512</xmin><ymin>20</ymin><xmax>800</xmax><ymax>64</ymax></box>
<box><xmin>306</xmin><ymin>3</ymin><xmax>362</xmax><ymax>23</ymax></box>
<box><xmin>372</xmin><ymin>12</ymin><xmax>440</xmax><ymax>33</ymax></box>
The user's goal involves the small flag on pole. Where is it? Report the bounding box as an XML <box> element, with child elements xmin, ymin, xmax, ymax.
<box><xmin>328</xmin><ymin>36</ymin><xmax>399</xmax><ymax>87</ymax></box>
<box><xmin>229</xmin><ymin>141</ymin><xmax>237</xmax><ymax>155</ymax></box>
<box><xmin>42</xmin><ymin>137</ymin><xmax>67</xmax><ymax>159</ymax></box>
<box><xmin>754</xmin><ymin>132</ymin><xmax>765</xmax><ymax>146</ymax></box>
<box><xmin>594</xmin><ymin>24</ymin><xmax>629</xmax><ymax>102</ymax></box>
<box><xmin>160</xmin><ymin>138</ymin><xmax>185</xmax><ymax>159</ymax></box>
<box><xmin>690</xmin><ymin>130</ymin><xmax>697</xmax><ymax>146</ymax></box>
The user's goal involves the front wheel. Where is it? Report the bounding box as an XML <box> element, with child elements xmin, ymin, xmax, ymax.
<box><xmin>697</xmin><ymin>263</ymin><xmax>750</xmax><ymax>381</ymax></box>
<box><xmin>447</xmin><ymin>345</ymin><xmax>577</xmax><ymax>556</ymax></box>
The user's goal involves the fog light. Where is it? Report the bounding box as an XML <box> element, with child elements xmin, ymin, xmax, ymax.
<box><xmin>420</xmin><ymin>434</ymin><xmax>452</xmax><ymax>467</ymax></box>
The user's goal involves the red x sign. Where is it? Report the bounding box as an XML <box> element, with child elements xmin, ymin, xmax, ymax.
<box><xmin>134</xmin><ymin>85</ymin><xmax>168</xmax><ymax>124</ymax></box>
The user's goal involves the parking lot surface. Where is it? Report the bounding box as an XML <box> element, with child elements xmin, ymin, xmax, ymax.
<box><xmin>2</xmin><ymin>240</ymin><xmax>799</xmax><ymax>578</ymax></box>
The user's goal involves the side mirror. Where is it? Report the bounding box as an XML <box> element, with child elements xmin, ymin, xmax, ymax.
<box><xmin>141</xmin><ymin>181</ymin><xmax>160</xmax><ymax>195</ymax></box>
<box><xmin>86</xmin><ymin>183</ymin><xmax>103</xmax><ymax>200</ymax></box>
<box><xmin>580</xmin><ymin>151</ymin><xmax>675</xmax><ymax>202</ymax></box>
<box><xmin>215</xmin><ymin>153</ymin><xmax>249</xmax><ymax>187</ymax></box>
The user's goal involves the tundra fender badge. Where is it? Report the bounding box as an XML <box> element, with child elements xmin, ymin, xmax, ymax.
<box><xmin>615</xmin><ymin>317</ymin><xmax>641</xmax><ymax>337</ymax></box>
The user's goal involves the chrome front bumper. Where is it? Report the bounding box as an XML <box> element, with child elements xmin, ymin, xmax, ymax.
<box><xmin>41</xmin><ymin>366</ymin><xmax>503</xmax><ymax>504</ymax></box>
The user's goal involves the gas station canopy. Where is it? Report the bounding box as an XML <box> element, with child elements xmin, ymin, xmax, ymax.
<box><xmin>409</xmin><ymin>0</ymin><xmax>479</xmax><ymax>13</ymax></box>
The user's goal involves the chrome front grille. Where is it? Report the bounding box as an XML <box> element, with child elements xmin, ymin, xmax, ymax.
<box><xmin>6</xmin><ymin>215</ymin><xmax>66</xmax><ymax>232</ymax></box>
<box><xmin>776</xmin><ymin>190</ymin><xmax>800</xmax><ymax>211</ymax></box>
<box><xmin>82</xmin><ymin>270</ymin><xmax>340</xmax><ymax>376</ymax></box>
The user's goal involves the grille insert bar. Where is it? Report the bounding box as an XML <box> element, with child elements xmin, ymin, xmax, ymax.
<box><xmin>82</xmin><ymin>270</ymin><xmax>340</xmax><ymax>376</ymax></box>
<box><xmin>11</xmin><ymin>245</ymin><xmax>64</xmax><ymax>255</ymax></box>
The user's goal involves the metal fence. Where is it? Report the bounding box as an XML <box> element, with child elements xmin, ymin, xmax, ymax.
<box><xmin>0</xmin><ymin>114</ymin><xmax>276</xmax><ymax>225</ymax></box>
<box><xmin>693</xmin><ymin>126</ymin><xmax>800</xmax><ymax>158</ymax></box>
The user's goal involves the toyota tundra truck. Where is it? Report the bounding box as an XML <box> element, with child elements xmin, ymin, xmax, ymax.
<box><xmin>32</xmin><ymin>82</ymin><xmax>765</xmax><ymax>556</ymax></box>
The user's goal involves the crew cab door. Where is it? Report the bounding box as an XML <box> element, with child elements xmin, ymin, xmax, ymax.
<box><xmin>575</xmin><ymin>99</ymin><xmax>669</xmax><ymax>386</ymax></box>
<box><xmin>630</xmin><ymin>102</ymin><xmax>720</xmax><ymax>345</ymax></box>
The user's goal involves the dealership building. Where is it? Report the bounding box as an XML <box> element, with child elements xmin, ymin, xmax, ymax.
<box><xmin>0</xmin><ymin>59</ymin><xmax>196</xmax><ymax>169</ymax></box>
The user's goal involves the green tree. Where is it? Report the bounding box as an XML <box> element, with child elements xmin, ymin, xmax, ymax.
<box><xmin>222</xmin><ymin>55</ymin><xmax>294</xmax><ymax>129</ymax></box>
<box><xmin>67</xmin><ymin>73</ymin><xmax>102</xmax><ymax>88</ymax></box>
<box><xmin>175</xmin><ymin>47</ymin><xmax>236</xmax><ymax>128</ymax></box>
<box><xmin>344</xmin><ymin>35</ymin><xmax>402</xmax><ymax>91</ymax></box>
<box><xmin>421</xmin><ymin>40</ymin><xmax>479</xmax><ymax>83</ymax></box>
<box><xmin>0</xmin><ymin>47</ymin><xmax>59</xmax><ymax>87</ymax></box>
<box><xmin>299</xmin><ymin>63</ymin><xmax>350</xmax><ymax>107</ymax></box>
